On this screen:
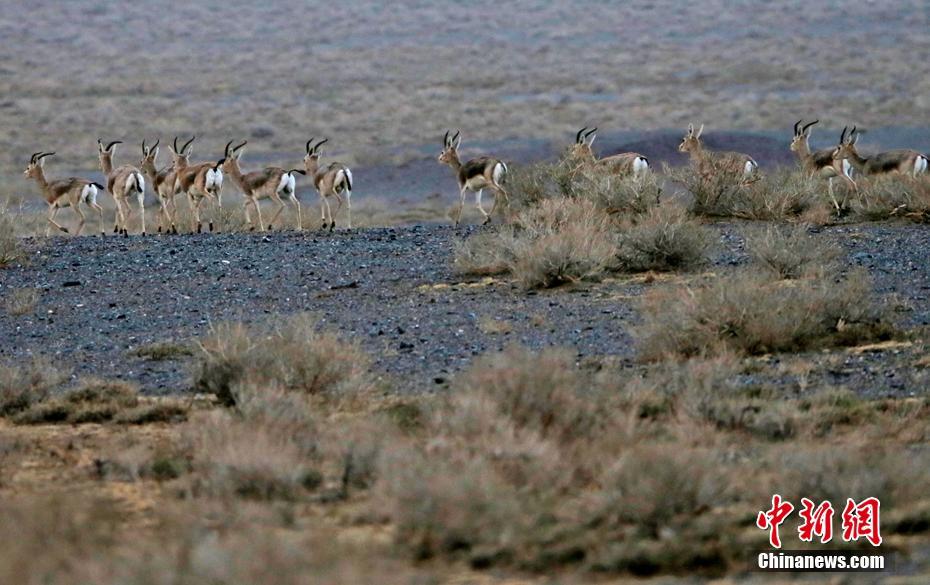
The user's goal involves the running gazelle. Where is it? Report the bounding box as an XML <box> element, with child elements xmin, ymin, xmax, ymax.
<box><xmin>833</xmin><ymin>126</ymin><xmax>929</xmax><ymax>178</ymax></box>
<box><xmin>789</xmin><ymin>119</ymin><xmax>855</xmax><ymax>212</ymax></box>
<box><xmin>438</xmin><ymin>130</ymin><xmax>508</xmax><ymax>225</ymax></box>
<box><xmin>222</xmin><ymin>140</ymin><xmax>305</xmax><ymax>231</ymax></box>
<box><xmin>98</xmin><ymin>139</ymin><xmax>146</xmax><ymax>235</ymax></box>
<box><xmin>139</xmin><ymin>136</ymin><xmax>195</xmax><ymax>234</ymax></box>
<box><xmin>175</xmin><ymin>141</ymin><xmax>224</xmax><ymax>233</ymax></box>
<box><xmin>23</xmin><ymin>151</ymin><xmax>105</xmax><ymax>236</ymax></box>
<box><xmin>303</xmin><ymin>138</ymin><xmax>354</xmax><ymax>231</ymax></box>
<box><xmin>679</xmin><ymin>123</ymin><xmax>758</xmax><ymax>180</ymax></box>
<box><xmin>569</xmin><ymin>127</ymin><xmax>649</xmax><ymax>179</ymax></box>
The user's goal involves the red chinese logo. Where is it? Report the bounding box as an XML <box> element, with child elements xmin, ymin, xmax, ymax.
<box><xmin>758</xmin><ymin>495</ymin><xmax>882</xmax><ymax>548</ymax></box>
<box><xmin>798</xmin><ymin>498</ymin><xmax>834</xmax><ymax>544</ymax></box>
<box><xmin>757</xmin><ymin>494</ymin><xmax>795</xmax><ymax>549</ymax></box>
<box><xmin>842</xmin><ymin>497</ymin><xmax>882</xmax><ymax>546</ymax></box>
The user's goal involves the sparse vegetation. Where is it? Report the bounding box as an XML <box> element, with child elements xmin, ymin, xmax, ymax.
<box><xmin>0</xmin><ymin>359</ymin><xmax>66</xmax><ymax>417</ymax></box>
<box><xmin>615</xmin><ymin>204</ymin><xmax>714</xmax><ymax>272</ymax></box>
<box><xmin>637</xmin><ymin>267</ymin><xmax>894</xmax><ymax>361</ymax></box>
<box><xmin>746</xmin><ymin>225</ymin><xmax>841</xmax><ymax>279</ymax></box>
<box><xmin>132</xmin><ymin>341</ymin><xmax>193</xmax><ymax>361</ymax></box>
<box><xmin>4</xmin><ymin>287</ymin><xmax>39</xmax><ymax>315</ymax></box>
<box><xmin>0</xmin><ymin>207</ymin><xmax>24</xmax><ymax>268</ymax></box>
<box><xmin>194</xmin><ymin>313</ymin><xmax>373</xmax><ymax>406</ymax></box>
<box><xmin>13</xmin><ymin>378</ymin><xmax>141</xmax><ymax>424</ymax></box>
<box><xmin>848</xmin><ymin>174</ymin><xmax>930</xmax><ymax>222</ymax></box>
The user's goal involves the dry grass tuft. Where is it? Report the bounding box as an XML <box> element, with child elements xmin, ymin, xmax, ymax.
<box><xmin>0</xmin><ymin>207</ymin><xmax>25</xmax><ymax>268</ymax></box>
<box><xmin>637</xmin><ymin>267</ymin><xmax>893</xmax><ymax>361</ymax></box>
<box><xmin>615</xmin><ymin>204</ymin><xmax>714</xmax><ymax>272</ymax></box>
<box><xmin>4</xmin><ymin>287</ymin><xmax>39</xmax><ymax>315</ymax></box>
<box><xmin>746</xmin><ymin>225</ymin><xmax>841</xmax><ymax>279</ymax></box>
<box><xmin>13</xmin><ymin>378</ymin><xmax>141</xmax><ymax>424</ymax></box>
<box><xmin>132</xmin><ymin>341</ymin><xmax>193</xmax><ymax>361</ymax></box>
<box><xmin>848</xmin><ymin>174</ymin><xmax>930</xmax><ymax>222</ymax></box>
<box><xmin>194</xmin><ymin>313</ymin><xmax>373</xmax><ymax>406</ymax></box>
<box><xmin>670</xmin><ymin>166</ymin><xmax>832</xmax><ymax>221</ymax></box>
<box><xmin>0</xmin><ymin>359</ymin><xmax>66</xmax><ymax>417</ymax></box>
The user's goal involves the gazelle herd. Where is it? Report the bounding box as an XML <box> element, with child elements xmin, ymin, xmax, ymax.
<box><xmin>22</xmin><ymin>123</ymin><xmax>930</xmax><ymax>236</ymax></box>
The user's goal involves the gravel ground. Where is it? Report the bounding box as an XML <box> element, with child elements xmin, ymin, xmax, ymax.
<box><xmin>1</xmin><ymin>222</ymin><xmax>930</xmax><ymax>398</ymax></box>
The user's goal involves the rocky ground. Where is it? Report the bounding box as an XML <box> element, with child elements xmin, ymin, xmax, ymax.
<box><xmin>2</xmin><ymin>220</ymin><xmax>930</xmax><ymax>398</ymax></box>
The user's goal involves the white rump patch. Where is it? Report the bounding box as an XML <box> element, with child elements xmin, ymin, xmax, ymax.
<box><xmin>343</xmin><ymin>168</ymin><xmax>353</xmax><ymax>192</ymax></box>
<box><xmin>81</xmin><ymin>184</ymin><xmax>97</xmax><ymax>205</ymax></box>
<box><xmin>842</xmin><ymin>158</ymin><xmax>853</xmax><ymax>180</ymax></box>
<box><xmin>492</xmin><ymin>162</ymin><xmax>506</xmax><ymax>185</ymax></box>
<box><xmin>915</xmin><ymin>156</ymin><xmax>928</xmax><ymax>175</ymax></box>
<box><xmin>206</xmin><ymin>168</ymin><xmax>223</xmax><ymax>190</ymax></box>
<box><xmin>136</xmin><ymin>173</ymin><xmax>146</xmax><ymax>195</ymax></box>
<box><xmin>743</xmin><ymin>160</ymin><xmax>757</xmax><ymax>176</ymax></box>
<box><xmin>277</xmin><ymin>173</ymin><xmax>296</xmax><ymax>194</ymax></box>
<box><xmin>633</xmin><ymin>157</ymin><xmax>649</xmax><ymax>177</ymax></box>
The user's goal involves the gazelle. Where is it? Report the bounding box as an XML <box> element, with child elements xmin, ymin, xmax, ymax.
<box><xmin>438</xmin><ymin>130</ymin><xmax>508</xmax><ymax>226</ymax></box>
<box><xmin>222</xmin><ymin>140</ymin><xmax>305</xmax><ymax>231</ymax></box>
<box><xmin>789</xmin><ymin>120</ymin><xmax>855</xmax><ymax>212</ymax></box>
<box><xmin>140</xmin><ymin>136</ymin><xmax>194</xmax><ymax>234</ymax></box>
<box><xmin>23</xmin><ymin>151</ymin><xmax>105</xmax><ymax>236</ymax></box>
<box><xmin>98</xmin><ymin>139</ymin><xmax>146</xmax><ymax>236</ymax></box>
<box><xmin>303</xmin><ymin>138</ymin><xmax>354</xmax><ymax>231</ymax></box>
<box><xmin>569</xmin><ymin>127</ymin><xmax>649</xmax><ymax>179</ymax></box>
<box><xmin>175</xmin><ymin>141</ymin><xmax>224</xmax><ymax>233</ymax></box>
<box><xmin>833</xmin><ymin>126</ymin><xmax>929</xmax><ymax>178</ymax></box>
<box><xmin>678</xmin><ymin>123</ymin><xmax>758</xmax><ymax>180</ymax></box>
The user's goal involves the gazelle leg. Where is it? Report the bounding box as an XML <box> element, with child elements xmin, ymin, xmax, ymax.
<box><xmin>290</xmin><ymin>193</ymin><xmax>302</xmax><ymax>231</ymax></box>
<box><xmin>243</xmin><ymin>199</ymin><xmax>254</xmax><ymax>231</ymax></box>
<box><xmin>827</xmin><ymin>178</ymin><xmax>840</xmax><ymax>213</ymax></box>
<box><xmin>456</xmin><ymin>186</ymin><xmax>468</xmax><ymax>226</ymax></box>
<box><xmin>267</xmin><ymin>195</ymin><xmax>286</xmax><ymax>231</ymax></box>
<box><xmin>112</xmin><ymin>198</ymin><xmax>121</xmax><ymax>234</ymax></box>
<box><xmin>332</xmin><ymin>193</ymin><xmax>344</xmax><ymax>230</ymax></box>
<box><xmin>320</xmin><ymin>194</ymin><xmax>328</xmax><ymax>228</ymax></box>
<box><xmin>475</xmin><ymin>189</ymin><xmax>490</xmax><ymax>224</ymax></box>
<box><xmin>90</xmin><ymin>200</ymin><xmax>105</xmax><ymax>236</ymax></box>
<box><xmin>138</xmin><ymin>191</ymin><xmax>146</xmax><ymax>235</ymax></box>
<box><xmin>190</xmin><ymin>195</ymin><xmax>203</xmax><ymax>233</ymax></box>
<box><xmin>344</xmin><ymin>190</ymin><xmax>351</xmax><ymax>230</ymax></box>
<box><xmin>73</xmin><ymin>204</ymin><xmax>86</xmax><ymax>236</ymax></box>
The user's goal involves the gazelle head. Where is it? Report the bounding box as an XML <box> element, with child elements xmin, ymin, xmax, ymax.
<box><xmin>23</xmin><ymin>151</ymin><xmax>53</xmax><ymax>179</ymax></box>
<box><xmin>97</xmin><ymin>139</ymin><xmax>122</xmax><ymax>169</ymax></box>
<box><xmin>139</xmin><ymin>138</ymin><xmax>160</xmax><ymax>172</ymax></box>
<box><xmin>832</xmin><ymin>125</ymin><xmax>860</xmax><ymax>162</ymax></box>
<box><xmin>678</xmin><ymin>123</ymin><xmax>704</xmax><ymax>154</ymax></box>
<box><xmin>438</xmin><ymin>130</ymin><xmax>461</xmax><ymax>166</ymax></box>
<box><xmin>219</xmin><ymin>139</ymin><xmax>247</xmax><ymax>174</ymax></box>
<box><xmin>304</xmin><ymin>137</ymin><xmax>328</xmax><ymax>169</ymax></box>
<box><xmin>167</xmin><ymin>136</ymin><xmax>195</xmax><ymax>168</ymax></box>
<box><xmin>569</xmin><ymin>127</ymin><xmax>598</xmax><ymax>162</ymax></box>
<box><xmin>790</xmin><ymin>119</ymin><xmax>818</xmax><ymax>154</ymax></box>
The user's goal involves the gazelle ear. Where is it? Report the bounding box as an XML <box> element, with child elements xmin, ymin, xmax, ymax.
<box><xmin>152</xmin><ymin>146</ymin><xmax>159</xmax><ymax>159</ymax></box>
<box><xmin>687</xmin><ymin>123</ymin><xmax>694</xmax><ymax>136</ymax></box>
<box><xmin>586</xmin><ymin>131</ymin><xmax>597</xmax><ymax>146</ymax></box>
<box><xmin>696</xmin><ymin>124</ymin><xmax>704</xmax><ymax>139</ymax></box>
<box><xmin>453</xmin><ymin>134</ymin><xmax>461</xmax><ymax>149</ymax></box>
<box><xmin>852</xmin><ymin>132</ymin><xmax>860</xmax><ymax>145</ymax></box>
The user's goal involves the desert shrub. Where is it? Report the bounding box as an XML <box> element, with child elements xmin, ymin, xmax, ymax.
<box><xmin>453</xmin><ymin>198</ymin><xmax>617</xmax><ymax>288</ymax></box>
<box><xmin>4</xmin><ymin>287</ymin><xmax>39</xmax><ymax>315</ymax></box>
<box><xmin>114</xmin><ymin>400</ymin><xmax>189</xmax><ymax>424</ymax></box>
<box><xmin>132</xmin><ymin>341</ymin><xmax>193</xmax><ymax>361</ymax></box>
<box><xmin>506</xmin><ymin>157</ymin><xmax>578</xmax><ymax>210</ymax></box>
<box><xmin>849</xmin><ymin>174</ymin><xmax>930</xmax><ymax>222</ymax></box>
<box><xmin>637</xmin><ymin>268</ymin><xmax>893</xmax><ymax>360</ymax></box>
<box><xmin>13</xmin><ymin>378</ymin><xmax>140</xmax><ymax>424</ymax></box>
<box><xmin>188</xmin><ymin>409</ymin><xmax>320</xmax><ymax>501</ymax></box>
<box><xmin>0</xmin><ymin>207</ymin><xmax>24</xmax><ymax>268</ymax></box>
<box><xmin>572</xmin><ymin>167</ymin><xmax>662</xmax><ymax>216</ymax></box>
<box><xmin>452</xmin><ymin>228</ymin><xmax>520</xmax><ymax>276</ymax></box>
<box><xmin>193</xmin><ymin>313</ymin><xmax>373</xmax><ymax>406</ymax></box>
<box><xmin>746</xmin><ymin>225</ymin><xmax>841</xmax><ymax>279</ymax></box>
<box><xmin>0</xmin><ymin>359</ymin><xmax>65</xmax><ymax>417</ymax></box>
<box><xmin>671</xmin><ymin>166</ymin><xmax>827</xmax><ymax>221</ymax></box>
<box><xmin>615</xmin><ymin>204</ymin><xmax>714</xmax><ymax>272</ymax></box>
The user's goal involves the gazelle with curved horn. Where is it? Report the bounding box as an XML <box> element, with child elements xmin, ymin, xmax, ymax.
<box><xmin>789</xmin><ymin>120</ymin><xmax>855</xmax><ymax>212</ymax></box>
<box><xmin>438</xmin><ymin>130</ymin><xmax>508</xmax><ymax>226</ymax></box>
<box><xmin>23</xmin><ymin>151</ymin><xmax>105</xmax><ymax>236</ymax></box>
<box><xmin>833</xmin><ymin>125</ymin><xmax>929</xmax><ymax>179</ymax></box>
<box><xmin>303</xmin><ymin>138</ymin><xmax>354</xmax><ymax>231</ymax></box>
<box><xmin>221</xmin><ymin>140</ymin><xmax>305</xmax><ymax>231</ymax></box>
<box><xmin>140</xmin><ymin>137</ymin><xmax>184</xmax><ymax>234</ymax></box>
<box><xmin>569</xmin><ymin>127</ymin><xmax>649</xmax><ymax>179</ymax></box>
<box><xmin>678</xmin><ymin>123</ymin><xmax>758</xmax><ymax>181</ymax></box>
<box><xmin>98</xmin><ymin>139</ymin><xmax>146</xmax><ymax>235</ymax></box>
<box><xmin>175</xmin><ymin>139</ymin><xmax>225</xmax><ymax>233</ymax></box>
